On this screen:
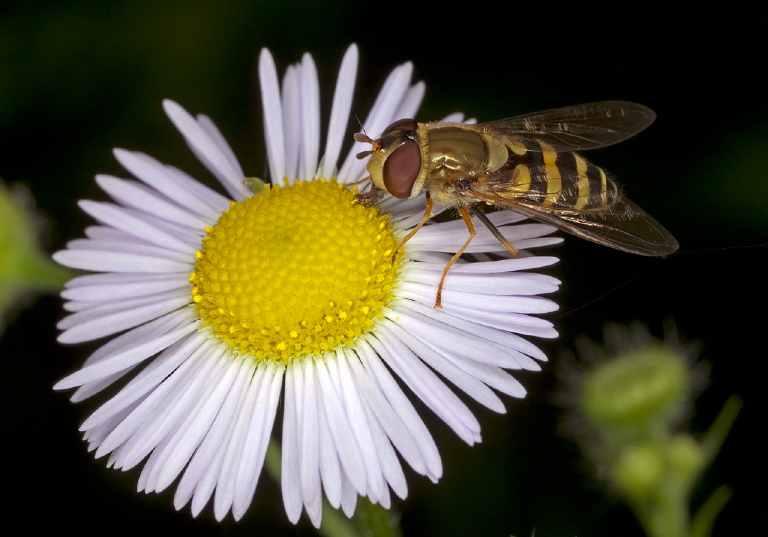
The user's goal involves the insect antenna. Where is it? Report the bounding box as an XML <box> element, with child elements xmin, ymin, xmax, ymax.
<box><xmin>355</xmin><ymin>147</ymin><xmax>373</xmax><ymax>159</ymax></box>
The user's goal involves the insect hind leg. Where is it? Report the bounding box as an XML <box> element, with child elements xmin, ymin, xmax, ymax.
<box><xmin>470</xmin><ymin>208</ymin><xmax>519</xmax><ymax>258</ymax></box>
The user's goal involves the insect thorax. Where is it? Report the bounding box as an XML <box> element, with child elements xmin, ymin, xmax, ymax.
<box><xmin>426</xmin><ymin>127</ymin><xmax>490</xmax><ymax>179</ymax></box>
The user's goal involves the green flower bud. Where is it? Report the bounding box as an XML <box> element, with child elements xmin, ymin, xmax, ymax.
<box><xmin>581</xmin><ymin>346</ymin><xmax>688</xmax><ymax>430</ymax></box>
<box><xmin>668</xmin><ymin>434</ymin><xmax>705</xmax><ymax>483</ymax></box>
<box><xmin>613</xmin><ymin>442</ymin><xmax>665</xmax><ymax>499</ymax></box>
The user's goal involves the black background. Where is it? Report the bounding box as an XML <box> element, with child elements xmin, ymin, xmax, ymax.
<box><xmin>1</xmin><ymin>1</ymin><xmax>765</xmax><ymax>536</ymax></box>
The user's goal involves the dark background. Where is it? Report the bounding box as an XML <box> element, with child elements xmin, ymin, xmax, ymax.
<box><xmin>2</xmin><ymin>1</ymin><xmax>765</xmax><ymax>536</ymax></box>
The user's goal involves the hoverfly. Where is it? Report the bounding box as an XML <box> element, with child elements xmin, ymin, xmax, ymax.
<box><xmin>354</xmin><ymin>101</ymin><xmax>679</xmax><ymax>308</ymax></box>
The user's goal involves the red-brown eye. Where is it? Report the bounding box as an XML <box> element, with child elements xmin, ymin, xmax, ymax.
<box><xmin>383</xmin><ymin>140</ymin><xmax>421</xmax><ymax>198</ymax></box>
<box><xmin>381</xmin><ymin>118</ymin><xmax>418</xmax><ymax>135</ymax></box>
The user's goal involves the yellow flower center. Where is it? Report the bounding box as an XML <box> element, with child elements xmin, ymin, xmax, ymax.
<box><xmin>190</xmin><ymin>179</ymin><xmax>401</xmax><ymax>361</ymax></box>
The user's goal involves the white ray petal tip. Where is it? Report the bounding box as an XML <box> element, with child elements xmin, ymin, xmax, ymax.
<box><xmin>162</xmin><ymin>98</ymin><xmax>180</xmax><ymax>112</ymax></box>
<box><xmin>258</xmin><ymin>48</ymin><xmax>276</xmax><ymax>71</ymax></box>
<box><xmin>52</xmin><ymin>377</ymin><xmax>73</xmax><ymax>391</ymax></box>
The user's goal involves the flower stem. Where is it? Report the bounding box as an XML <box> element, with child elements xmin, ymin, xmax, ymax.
<box><xmin>352</xmin><ymin>498</ymin><xmax>401</xmax><ymax>537</ymax></box>
<box><xmin>689</xmin><ymin>486</ymin><xmax>732</xmax><ymax>537</ymax></box>
<box><xmin>700</xmin><ymin>396</ymin><xmax>743</xmax><ymax>466</ymax></box>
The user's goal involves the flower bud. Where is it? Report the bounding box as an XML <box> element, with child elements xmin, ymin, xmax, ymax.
<box><xmin>613</xmin><ymin>442</ymin><xmax>665</xmax><ymax>499</ymax></box>
<box><xmin>581</xmin><ymin>347</ymin><xmax>688</xmax><ymax>430</ymax></box>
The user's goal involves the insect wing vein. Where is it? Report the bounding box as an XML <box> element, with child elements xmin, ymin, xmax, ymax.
<box><xmin>474</xmin><ymin>101</ymin><xmax>656</xmax><ymax>152</ymax></box>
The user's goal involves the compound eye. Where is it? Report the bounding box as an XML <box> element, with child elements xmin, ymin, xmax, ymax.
<box><xmin>381</xmin><ymin>118</ymin><xmax>418</xmax><ymax>136</ymax></box>
<box><xmin>383</xmin><ymin>140</ymin><xmax>421</xmax><ymax>198</ymax></box>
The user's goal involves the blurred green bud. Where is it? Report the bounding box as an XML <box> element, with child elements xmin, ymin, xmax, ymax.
<box><xmin>581</xmin><ymin>346</ymin><xmax>688</xmax><ymax>430</ymax></box>
<box><xmin>558</xmin><ymin>323</ymin><xmax>737</xmax><ymax>537</ymax></box>
<box><xmin>668</xmin><ymin>434</ymin><xmax>705</xmax><ymax>483</ymax></box>
<box><xmin>0</xmin><ymin>180</ymin><xmax>72</xmax><ymax>330</ymax></box>
<box><xmin>613</xmin><ymin>442</ymin><xmax>665</xmax><ymax>499</ymax></box>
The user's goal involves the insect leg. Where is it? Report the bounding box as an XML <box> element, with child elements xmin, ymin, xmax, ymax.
<box><xmin>435</xmin><ymin>205</ymin><xmax>476</xmax><ymax>309</ymax></box>
<box><xmin>470</xmin><ymin>208</ymin><xmax>519</xmax><ymax>258</ymax></box>
<box><xmin>354</xmin><ymin>186</ymin><xmax>384</xmax><ymax>207</ymax></box>
<box><xmin>391</xmin><ymin>193</ymin><xmax>433</xmax><ymax>263</ymax></box>
<box><xmin>347</xmin><ymin>175</ymin><xmax>371</xmax><ymax>187</ymax></box>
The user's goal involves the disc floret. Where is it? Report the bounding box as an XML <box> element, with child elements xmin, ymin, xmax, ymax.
<box><xmin>190</xmin><ymin>179</ymin><xmax>401</xmax><ymax>361</ymax></box>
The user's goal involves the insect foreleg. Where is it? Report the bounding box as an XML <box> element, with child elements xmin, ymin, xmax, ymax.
<box><xmin>348</xmin><ymin>175</ymin><xmax>372</xmax><ymax>187</ymax></box>
<box><xmin>470</xmin><ymin>208</ymin><xmax>519</xmax><ymax>258</ymax></box>
<box><xmin>392</xmin><ymin>193</ymin><xmax>433</xmax><ymax>264</ymax></box>
<box><xmin>353</xmin><ymin>185</ymin><xmax>384</xmax><ymax>207</ymax></box>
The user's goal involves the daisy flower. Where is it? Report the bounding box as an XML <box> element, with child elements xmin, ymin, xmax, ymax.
<box><xmin>53</xmin><ymin>44</ymin><xmax>562</xmax><ymax>527</ymax></box>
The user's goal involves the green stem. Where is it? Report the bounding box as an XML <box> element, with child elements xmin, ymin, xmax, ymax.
<box><xmin>700</xmin><ymin>396</ymin><xmax>743</xmax><ymax>466</ymax></box>
<box><xmin>353</xmin><ymin>498</ymin><xmax>401</xmax><ymax>537</ymax></box>
<box><xmin>15</xmin><ymin>251</ymin><xmax>74</xmax><ymax>291</ymax></box>
<box><xmin>688</xmin><ymin>486</ymin><xmax>732</xmax><ymax>537</ymax></box>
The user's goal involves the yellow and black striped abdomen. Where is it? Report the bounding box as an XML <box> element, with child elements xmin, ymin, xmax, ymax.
<box><xmin>501</xmin><ymin>139</ymin><xmax>618</xmax><ymax>212</ymax></box>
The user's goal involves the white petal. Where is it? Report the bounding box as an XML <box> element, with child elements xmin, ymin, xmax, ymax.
<box><xmin>212</xmin><ymin>361</ymin><xmax>271</xmax><ymax>521</ymax></box>
<box><xmin>281</xmin><ymin>363</ymin><xmax>302</xmax><ymax>523</ymax></box>
<box><xmin>61</xmin><ymin>272</ymin><xmax>187</xmax><ymax>303</ymax></box>
<box><xmin>394</xmin><ymin>80</ymin><xmax>425</xmax><ymax>119</ymax></box>
<box><xmin>371</xmin><ymin>323</ymin><xmax>481</xmax><ymax>445</ymax></box>
<box><xmin>196</xmin><ymin>113</ymin><xmax>246</xmax><ymax>181</ymax></box>
<box><xmin>63</xmin><ymin>234</ymin><xmax>192</xmax><ymax>262</ymax></box>
<box><xmin>406</xmin><ymin>268</ymin><xmax>560</xmax><ymax>296</ymax></box>
<box><xmin>57</xmin><ymin>291</ymin><xmax>191</xmax><ymax>343</ymax></box>
<box><xmin>173</xmin><ymin>356</ymin><xmax>251</xmax><ymax>513</ymax></box>
<box><xmin>321</xmin><ymin>44</ymin><xmax>358</xmax><ymax>179</ymax></box>
<box><xmin>361</xmin><ymin>62</ymin><xmax>415</xmax><ymax>137</ymax></box>
<box><xmin>298</xmin><ymin>359</ymin><xmax>322</xmax><ymax>523</ymax></box>
<box><xmin>433</xmin><ymin>255</ymin><xmax>560</xmax><ymax>274</ymax></box>
<box><xmin>314</xmin><ymin>357</ymin><xmax>367</xmax><ymax>495</ymax></box>
<box><xmin>80</xmin><ymin>333</ymin><xmax>207</xmax><ymax>430</ymax></box>
<box><xmin>332</xmin><ymin>350</ymin><xmax>387</xmax><ymax>500</ymax></box>
<box><xmin>71</xmin><ymin>370</ymin><xmax>133</xmax><ymax>402</ymax></box>
<box><xmin>281</xmin><ymin>65</ymin><xmax>301</xmax><ymax>182</ymax></box>
<box><xmin>357</xmin><ymin>339</ymin><xmax>442</xmax><ymax>481</ymax></box>
<box><xmin>53</xmin><ymin>248</ymin><xmax>191</xmax><ymax>274</ymax></box>
<box><xmin>446</xmin><ymin>307</ymin><xmax>559</xmax><ymax>339</ymax></box>
<box><xmin>142</xmin><ymin>349</ymin><xmax>236</xmax><ymax>493</ymax></box>
<box><xmin>385</xmin><ymin>321</ymin><xmax>506</xmax><ymax>412</ymax></box>
<box><xmin>386</xmin><ymin>302</ymin><xmax>529</xmax><ymax>369</ymax></box>
<box><xmin>360</xmin><ymin>395</ymin><xmax>408</xmax><ymax>499</ymax></box>
<box><xmin>299</xmin><ymin>53</ymin><xmax>320</xmax><ymax>180</ymax></box>
<box><xmin>78</xmin><ymin>200</ymin><xmax>197</xmax><ymax>254</ymax></box>
<box><xmin>95</xmin><ymin>175</ymin><xmax>208</xmax><ymax>230</ymax></box>
<box><xmin>316</xmin><ymin>387</ymin><xmax>343</xmax><ymax>508</ymax></box>
<box><xmin>85</xmin><ymin>397</ymin><xmax>142</xmax><ymax>452</ymax></box>
<box><xmin>344</xmin><ymin>347</ymin><xmax>427</xmax><ymax>477</ymax></box>
<box><xmin>113</xmin><ymin>149</ymin><xmax>228</xmax><ymax>220</ymax></box>
<box><xmin>95</xmin><ymin>337</ymin><xmax>215</xmax><ymax>462</ymax></box>
<box><xmin>163</xmin><ymin>100</ymin><xmax>250</xmax><ymax>200</ymax></box>
<box><xmin>231</xmin><ymin>361</ymin><xmax>284</xmax><ymax>520</ymax></box>
<box><xmin>54</xmin><ymin>311</ymin><xmax>197</xmax><ymax>387</ymax></box>
<box><xmin>118</xmin><ymin>344</ymin><xmax>218</xmax><ymax>473</ymax></box>
<box><xmin>440</xmin><ymin>112</ymin><xmax>465</xmax><ymax>122</ymax></box>
<box><xmin>340</xmin><ymin>475</ymin><xmax>358</xmax><ymax>517</ymax></box>
<box><xmin>259</xmin><ymin>48</ymin><xmax>286</xmax><ymax>182</ymax></box>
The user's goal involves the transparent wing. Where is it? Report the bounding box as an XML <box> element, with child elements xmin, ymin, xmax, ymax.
<box><xmin>512</xmin><ymin>196</ymin><xmax>678</xmax><ymax>256</ymax></box>
<box><xmin>472</xmin><ymin>101</ymin><xmax>656</xmax><ymax>152</ymax></box>
<box><xmin>461</xmin><ymin>170</ymin><xmax>679</xmax><ymax>256</ymax></box>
